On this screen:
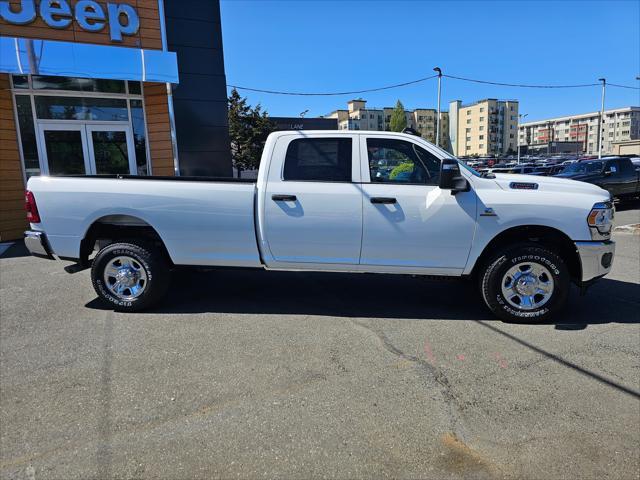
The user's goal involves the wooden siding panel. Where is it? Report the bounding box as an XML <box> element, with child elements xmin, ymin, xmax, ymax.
<box><xmin>143</xmin><ymin>83</ymin><xmax>174</xmax><ymax>175</ymax></box>
<box><xmin>0</xmin><ymin>73</ymin><xmax>27</xmax><ymax>240</ymax></box>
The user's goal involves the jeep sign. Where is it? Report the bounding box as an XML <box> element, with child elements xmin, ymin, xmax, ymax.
<box><xmin>0</xmin><ymin>0</ymin><xmax>140</xmax><ymax>42</ymax></box>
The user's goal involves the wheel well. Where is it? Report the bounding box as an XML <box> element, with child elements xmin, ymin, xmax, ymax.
<box><xmin>471</xmin><ymin>225</ymin><xmax>581</xmax><ymax>282</ymax></box>
<box><xmin>79</xmin><ymin>215</ymin><xmax>172</xmax><ymax>267</ymax></box>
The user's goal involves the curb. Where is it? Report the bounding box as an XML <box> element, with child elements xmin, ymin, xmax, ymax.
<box><xmin>613</xmin><ymin>224</ymin><xmax>640</xmax><ymax>235</ymax></box>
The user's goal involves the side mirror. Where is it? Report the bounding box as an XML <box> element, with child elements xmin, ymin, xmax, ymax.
<box><xmin>439</xmin><ymin>158</ymin><xmax>470</xmax><ymax>195</ymax></box>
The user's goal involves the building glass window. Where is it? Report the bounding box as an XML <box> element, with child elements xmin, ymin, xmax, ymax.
<box><xmin>11</xmin><ymin>75</ymin><xmax>29</xmax><ymax>89</ymax></box>
<box><xmin>14</xmin><ymin>95</ymin><xmax>40</xmax><ymax>178</ymax></box>
<box><xmin>35</xmin><ymin>96</ymin><xmax>128</xmax><ymax>121</ymax></box>
<box><xmin>31</xmin><ymin>76</ymin><xmax>126</xmax><ymax>94</ymax></box>
<box><xmin>128</xmin><ymin>81</ymin><xmax>142</xmax><ymax>95</ymax></box>
<box><xmin>11</xmin><ymin>75</ymin><xmax>150</xmax><ymax>180</ymax></box>
<box><xmin>130</xmin><ymin>99</ymin><xmax>148</xmax><ymax>175</ymax></box>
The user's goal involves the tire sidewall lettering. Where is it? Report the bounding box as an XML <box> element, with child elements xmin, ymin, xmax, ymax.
<box><xmin>510</xmin><ymin>254</ymin><xmax>560</xmax><ymax>275</ymax></box>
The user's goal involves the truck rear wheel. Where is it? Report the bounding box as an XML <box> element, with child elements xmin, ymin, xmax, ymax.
<box><xmin>480</xmin><ymin>243</ymin><xmax>570</xmax><ymax>322</ymax></box>
<box><xmin>91</xmin><ymin>241</ymin><xmax>170</xmax><ymax>312</ymax></box>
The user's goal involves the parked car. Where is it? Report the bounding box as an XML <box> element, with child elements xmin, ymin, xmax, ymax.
<box><xmin>554</xmin><ymin>157</ymin><xmax>640</xmax><ymax>201</ymax></box>
<box><xmin>25</xmin><ymin>131</ymin><xmax>615</xmax><ymax>322</ymax></box>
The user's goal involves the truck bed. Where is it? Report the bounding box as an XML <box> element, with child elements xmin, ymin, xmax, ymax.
<box><xmin>28</xmin><ymin>175</ymin><xmax>262</xmax><ymax>267</ymax></box>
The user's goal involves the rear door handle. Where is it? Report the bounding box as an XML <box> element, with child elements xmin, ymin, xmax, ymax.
<box><xmin>272</xmin><ymin>194</ymin><xmax>297</xmax><ymax>202</ymax></box>
<box><xmin>370</xmin><ymin>197</ymin><xmax>397</xmax><ymax>204</ymax></box>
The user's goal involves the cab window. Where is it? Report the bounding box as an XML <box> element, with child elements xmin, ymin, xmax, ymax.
<box><xmin>366</xmin><ymin>138</ymin><xmax>440</xmax><ymax>185</ymax></box>
<box><xmin>283</xmin><ymin>138</ymin><xmax>352</xmax><ymax>182</ymax></box>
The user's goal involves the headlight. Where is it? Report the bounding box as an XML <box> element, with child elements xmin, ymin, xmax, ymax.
<box><xmin>587</xmin><ymin>201</ymin><xmax>614</xmax><ymax>239</ymax></box>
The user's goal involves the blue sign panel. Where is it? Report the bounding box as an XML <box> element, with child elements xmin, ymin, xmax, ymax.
<box><xmin>0</xmin><ymin>36</ymin><xmax>179</xmax><ymax>84</ymax></box>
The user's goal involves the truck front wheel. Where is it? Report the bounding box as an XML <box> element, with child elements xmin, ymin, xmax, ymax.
<box><xmin>480</xmin><ymin>244</ymin><xmax>570</xmax><ymax>322</ymax></box>
<box><xmin>91</xmin><ymin>241</ymin><xmax>170</xmax><ymax>312</ymax></box>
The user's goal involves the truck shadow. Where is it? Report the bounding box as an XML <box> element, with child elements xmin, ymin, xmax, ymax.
<box><xmin>87</xmin><ymin>267</ymin><xmax>639</xmax><ymax>326</ymax></box>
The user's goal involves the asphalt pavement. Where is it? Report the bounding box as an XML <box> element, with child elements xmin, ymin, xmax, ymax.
<box><xmin>1</xmin><ymin>205</ymin><xmax>638</xmax><ymax>480</ymax></box>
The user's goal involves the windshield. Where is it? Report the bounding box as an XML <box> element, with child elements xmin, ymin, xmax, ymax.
<box><xmin>561</xmin><ymin>161</ymin><xmax>604</xmax><ymax>175</ymax></box>
<box><xmin>457</xmin><ymin>160</ymin><xmax>482</xmax><ymax>177</ymax></box>
<box><xmin>410</xmin><ymin>136</ymin><xmax>482</xmax><ymax>177</ymax></box>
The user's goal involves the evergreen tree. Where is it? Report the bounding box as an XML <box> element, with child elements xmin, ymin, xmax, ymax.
<box><xmin>389</xmin><ymin>100</ymin><xmax>407</xmax><ymax>132</ymax></box>
<box><xmin>228</xmin><ymin>88</ymin><xmax>276</xmax><ymax>177</ymax></box>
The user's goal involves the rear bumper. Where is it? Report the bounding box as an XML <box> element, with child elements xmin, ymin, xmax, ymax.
<box><xmin>575</xmin><ymin>240</ymin><xmax>615</xmax><ymax>283</ymax></box>
<box><xmin>24</xmin><ymin>230</ymin><xmax>54</xmax><ymax>260</ymax></box>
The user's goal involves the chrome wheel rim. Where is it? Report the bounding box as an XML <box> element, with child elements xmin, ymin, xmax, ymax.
<box><xmin>501</xmin><ymin>262</ymin><xmax>554</xmax><ymax>311</ymax></box>
<box><xmin>103</xmin><ymin>256</ymin><xmax>148</xmax><ymax>301</ymax></box>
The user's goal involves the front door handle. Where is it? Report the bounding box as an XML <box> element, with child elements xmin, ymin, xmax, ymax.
<box><xmin>370</xmin><ymin>197</ymin><xmax>397</xmax><ymax>204</ymax></box>
<box><xmin>272</xmin><ymin>194</ymin><xmax>297</xmax><ymax>202</ymax></box>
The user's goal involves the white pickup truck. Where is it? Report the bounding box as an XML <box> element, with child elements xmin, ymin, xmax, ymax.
<box><xmin>24</xmin><ymin>130</ymin><xmax>615</xmax><ymax>322</ymax></box>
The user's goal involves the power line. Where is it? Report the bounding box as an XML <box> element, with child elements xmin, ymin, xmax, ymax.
<box><xmin>608</xmin><ymin>82</ymin><xmax>640</xmax><ymax>90</ymax></box>
<box><xmin>227</xmin><ymin>74</ymin><xmax>438</xmax><ymax>96</ymax></box>
<box><xmin>228</xmin><ymin>73</ymin><xmax>640</xmax><ymax>95</ymax></box>
<box><xmin>443</xmin><ymin>74</ymin><xmax>599</xmax><ymax>89</ymax></box>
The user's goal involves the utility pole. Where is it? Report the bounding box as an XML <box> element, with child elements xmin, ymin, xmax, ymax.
<box><xmin>597</xmin><ymin>78</ymin><xmax>606</xmax><ymax>159</ymax></box>
<box><xmin>433</xmin><ymin>67</ymin><xmax>442</xmax><ymax>147</ymax></box>
<box><xmin>517</xmin><ymin>113</ymin><xmax>527</xmax><ymax>164</ymax></box>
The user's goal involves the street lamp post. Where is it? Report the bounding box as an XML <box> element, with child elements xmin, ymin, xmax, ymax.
<box><xmin>433</xmin><ymin>67</ymin><xmax>442</xmax><ymax>147</ymax></box>
<box><xmin>597</xmin><ymin>78</ymin><xmax>606</xmax><ymax>159</ymax></box>
<box><xmin>517</xmin><ymin>113</ymin><xmax>528</xmax><ymax>164</ymax></box>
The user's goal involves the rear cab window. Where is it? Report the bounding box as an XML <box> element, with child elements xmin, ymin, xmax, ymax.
<box><xmin>283</xmin><ymin>138</ymin><xmax>353</xmax><ymax>182</ymax></box>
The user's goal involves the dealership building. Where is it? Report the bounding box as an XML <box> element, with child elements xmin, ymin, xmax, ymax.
<box><xmin>0</xmin><ymin>0</ymin><xmax>232</xmax><ymax>241</ymax></box>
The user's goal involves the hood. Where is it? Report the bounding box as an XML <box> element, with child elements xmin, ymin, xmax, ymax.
<box><xmin>491</xmin><ymin>173</ymin><xmax>609</xmax><ymax>198</ymax></box>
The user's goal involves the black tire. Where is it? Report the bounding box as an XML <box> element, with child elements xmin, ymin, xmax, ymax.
<box><xmin>480</xmin><ymin>243</ymin><xmax>570</xmax><ymax>322</ymax></box>
<box><xmin>91</xmin><ymin>241</ymin><xmax>170</xmax><ymax>312</ymax></box>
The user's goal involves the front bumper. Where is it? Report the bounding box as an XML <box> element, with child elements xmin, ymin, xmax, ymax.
<box><xmin>575</xmin><ymin>240</ymin><xmax>615</xmax><ymax>283</ymax></box>
<box><xmin>24</xmin><ymin>230</ymin><xmax>54</xmax><ymax>260</ymax></box>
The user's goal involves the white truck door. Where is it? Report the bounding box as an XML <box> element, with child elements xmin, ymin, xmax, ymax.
<box><xmin>359</xmin><ymin>135</ymin><xmax>477</xmax><ymax>273</ymax></box>
<box><xmin>261</xmin><ymin>133</ymin><xmax>363</xmax><ymax>265</ymax></box>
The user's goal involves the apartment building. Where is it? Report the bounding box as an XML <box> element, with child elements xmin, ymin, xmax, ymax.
<box><xmin>519</xmin><ymin>107</ymin><xmax>640</xmax><ymax>155</ymax></box>
<box><xmin>449</xmin><ymin>99</ymin><xmax>519</xmax><ymax>157</ymax></box>
<box><xmin>323</xmin><ymin>99</ymin><xmax>450</xmax><ymax>150</ymax></box>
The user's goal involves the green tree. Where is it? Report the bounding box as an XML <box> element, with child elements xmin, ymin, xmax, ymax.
<box><xmin>389</xmin><ymin>162</ymin><xmax>413</xmax><ymax>180</ymax></box>
<box><xmin>228</xmin><ymin>88</ymin><xmax>276</xmax><ymax>177</ymax></box>
<box><xmin>389</xmin><ymin>100</ymin><xmax>407</xmax><ymax>132</ymax></box>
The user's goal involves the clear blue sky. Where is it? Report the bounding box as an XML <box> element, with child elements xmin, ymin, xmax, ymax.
<box><xmin>220</xmin><ymin>0</ymin><xmax>639</xmax><ymax>122</ymax></box>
